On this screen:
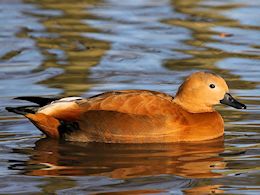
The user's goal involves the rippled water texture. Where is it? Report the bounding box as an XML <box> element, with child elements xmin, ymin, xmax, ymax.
<box><xmin>0</xmin><ymin>0</ymin><xmax>260</xmax><ymax>194</ymax></box>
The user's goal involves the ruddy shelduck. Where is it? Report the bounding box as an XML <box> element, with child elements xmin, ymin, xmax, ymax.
<box><xmin>6</xmin><ymin>72</ymin><xmax>246</xmax><ymax>143</ymax></box>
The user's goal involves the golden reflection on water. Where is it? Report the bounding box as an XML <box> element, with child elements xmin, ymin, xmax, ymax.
<box><xmin>183</xmin><ymin>185</ymin><xmax>224</xmax><ymax>194</ymax></box>
<box><xmin>23</xmin><ymin>0</ymin><xmax>258</xmax><ymax>97</ymax></box>
<box><xmin>24</xmin><ymin>0</ymin><xmax>110</xmax><ymax>96</ymax></box>
<box><xmin>21</xmin><ymin>137</ymin><xmax>225</xmax><ymax>179</ymax></box>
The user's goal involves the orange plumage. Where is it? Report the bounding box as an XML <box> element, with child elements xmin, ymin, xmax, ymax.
<box><xmin>6</xmin><ymin>72</ymin><xmax>246</xmax><ymax>143</ymax></box>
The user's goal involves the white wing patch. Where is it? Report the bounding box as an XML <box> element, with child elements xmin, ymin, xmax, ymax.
<box><xmin>52</xmin><ymin>97</ymin><xmax>83</xmax><ymax>103</ymax></box>
<box><xmin>38</xmin><ymin>97</ymin><xmax>83</xmax><ymax>115</ymax></box>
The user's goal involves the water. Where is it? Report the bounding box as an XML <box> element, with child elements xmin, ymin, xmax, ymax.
<box><xmin>0</xmin><ymin>0</ymin><xmax>259</xmax><ymax>194</ymax></box>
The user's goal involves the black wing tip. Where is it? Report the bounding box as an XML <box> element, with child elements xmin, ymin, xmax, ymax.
<box><xmin>6</xmin><ymin>106</ymin><xmax>38</xmax><ymax>115</ymax></box>
<box><xmin>6</xmin><ymin>107</ymin><xmax>16</xmax><ymax>113</ymax></box>
<box><xmin>13</xmin><ymin>96</ymin><xmax>37</xmax><ymax>101</ymax></box>
<box><xmin>13</xmin><ymin>96</ymin><xmax>59</xmax><ymax>106</ymax></box>
<box><xmin>6</xmin><ymin>106</ymin><xmax>27</xmax><ymax>115</ymax></box>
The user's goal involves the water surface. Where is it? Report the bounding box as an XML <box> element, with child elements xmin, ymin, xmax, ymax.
<box><xmin>0</xmin><ymin>0</ymin><xmax>259</xmax><ymax>194</ymax></box>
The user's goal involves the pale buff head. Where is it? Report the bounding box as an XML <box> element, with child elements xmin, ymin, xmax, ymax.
<box><xmin>174</xmin><ymin>72</ymin><xmax>245</xmax><ymax>113</ymax></box>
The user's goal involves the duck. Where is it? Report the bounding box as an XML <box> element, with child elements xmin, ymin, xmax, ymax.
<box><xmin>6</xmin><ymin>72</ymin><xmax>246</xmax><ymax>143</ymax></box>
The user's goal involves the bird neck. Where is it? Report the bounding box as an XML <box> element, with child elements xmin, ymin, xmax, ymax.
<box><xmin>173</xmin><ymin>96</ymin><xmax>214</xmax><ymax>113</ymax></box>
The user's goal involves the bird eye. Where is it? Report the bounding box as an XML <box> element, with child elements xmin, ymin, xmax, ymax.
<box><xmin>209</xmin><ymin>84</ymin><xmax>215</xmax><ymax>88</ymax></box>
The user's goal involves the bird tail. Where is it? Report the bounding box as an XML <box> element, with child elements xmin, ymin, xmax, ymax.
<box><xmin>6</xmin><ymin>105</ymin><xmax>61</xmax><ymax>139</ymax></box>
<box><xmin>6</xmin><ymin>97</ymin><xmax>61</xmax><ymax>139</ymax></box>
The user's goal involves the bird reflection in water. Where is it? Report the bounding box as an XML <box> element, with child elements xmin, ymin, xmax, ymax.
<box><xmin>17</xmin><ymin>137</ymin><xmax>226</xmax><ymax>179</ymax></box>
